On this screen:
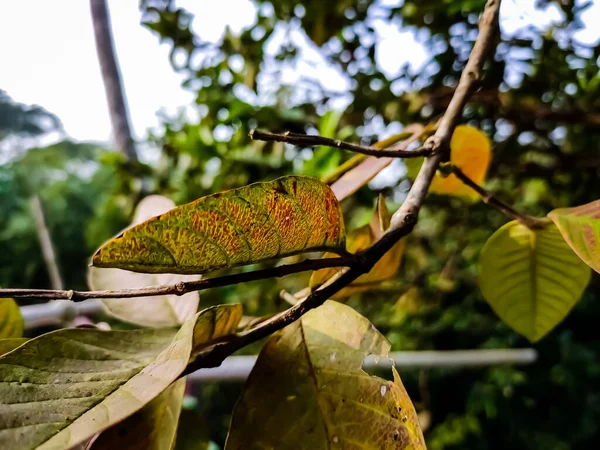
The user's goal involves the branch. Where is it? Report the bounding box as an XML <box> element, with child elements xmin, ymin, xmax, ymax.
<box><xmin>185</xmin><ymin>0</ymin><xmax>503</xmax><ymax>373</ymax></box>
<box><xmin>30</xmin><ymin>196</ymin><xmax>64</xmax><ymax>290</ymax></box>
<box><xmin>0</xmin><ymin>256</ymin><xmax>357</xmax><ymax>301</ymax></box>
<box><xmin>249</xmin><ymin>129</ymin><xmax>432</xmax><ymax>158</ymax></box>
<box><xmin>451</xmin><ymin>166</ymin><xmax>550</xmax><ymax>228</ymax></box>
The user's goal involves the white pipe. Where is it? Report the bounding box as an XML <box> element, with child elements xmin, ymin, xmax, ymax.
<box><xmin>188</xmin><ymin>349</ymin><xmax>538</xmax><ymax>382</ymax></box>
<box><xmin>21</xmin><ymin>299</ymin><xmax>104</xmax><ymax>329</ymax></box>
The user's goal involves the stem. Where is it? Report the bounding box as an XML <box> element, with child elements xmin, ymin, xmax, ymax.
<box><xmin>250</xmin><ymin>129</ymin><xmax>432</xmax><ymax>158</ymax></box>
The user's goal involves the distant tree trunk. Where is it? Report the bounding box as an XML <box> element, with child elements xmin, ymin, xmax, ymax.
<box><xmin>30</xmin><ymin>196</ymin><xmax>64</xmax><ymax>290</ymax></box>
<box><xmin>90</xmin><ymin>0</ymin><xmax>138</xmax><ymax>163</ymax></box>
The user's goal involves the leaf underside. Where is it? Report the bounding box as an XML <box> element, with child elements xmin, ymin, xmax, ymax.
<box><xmin>92</xmin><ymin>176</ymin><xmax>345</xmax><ymax>274</ymax></box>
<box><xmin>226</xmin><ymin>301</ymin><xmax>425</xmax><ymax>450</ymax></box>
<box><xmin>479</xmin><ymin>221</ymin><xmax>591</xmax><ymax>342</ymax></box>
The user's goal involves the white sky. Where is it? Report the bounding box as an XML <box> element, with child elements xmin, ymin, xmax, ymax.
<box><xmin>0</xmin><ymin>0</ymin><xmax>598</xmax><ymax>146</ymax></box>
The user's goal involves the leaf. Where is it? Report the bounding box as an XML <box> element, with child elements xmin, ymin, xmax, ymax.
<box><xmin>479</xmin><ymin>221</ymin><xmax>591</xmax><ymax>342</ymax></box>
<box><xmin>0</xmin><ymin>304</ymin><xmax>242</xmax><ymax>450</ymax></box>
<box><xmin>430</xmin><ymin>125</ymin><xmax>491</xmax><ymax>200</ymax></box>
<box><xmin>0</xmin><ymin>338</ymin><xmax>27</xmax><ymax>356</ymax></box>
<box><xmin>89</xmin><ymin>195</ymin><xmax>200</xmax><ymax>327</ymax></box>
<box><xmin>226</xmin><ymin>301</ymin><xmax>425</xmax><ymax>450</ymax></box>
<box><xmin>302</xmin><ymin>111</ymin><xmax>343</xmax><ymax>179</ymax></box>
<box><xmin>0</xmin><ymin>297</ymin><xmax>23</xmax><ymax>339</ymax></box>
<box><xmin>548</xmin><ymin>200</ymin><xmax>600</xmax><ymax>274</ymax></box>
<box><xmin>330</xmin><ymin>125</ymin><xmax>424</xmax><ymax>201</ymax></box>
<box><xmin>89</xmin><ymin>378</ymin><xmax>186</xmax><ymax>450</ymax></box>
<box><xmin>92</xmin><ymin>176</ymin><xmax>345</xmax><ymax>274</ymax></box>
<box><xmin>310</xmin><ymin>195</ymin><xmax>405</xmax><ymax>299</ymax></box>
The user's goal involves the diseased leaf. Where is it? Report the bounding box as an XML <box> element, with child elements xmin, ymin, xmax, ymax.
<box><xmin>310</xmin><ymin>195</ymin><xmax>405</xmax><ymax>299</ymax></box>
<box><xmin>90</xmin><ymin>378</ymin><xmax>186</xmax><ymax>450</ymax></box>
<box><xmin>0</xmin><ymin>338</ymin><xmax>27</xmax><ymax>356</ymax></box>
<box><xmin>548</xmin><ymin>200</ymin><xmax>600</xmax><ymax>274</ymax></box>
<box><xmin>89</xmin><ymin>195</ymin><xmax>200</xmax><ymax>327</ymax></box>
<box><xmin>479</xmin><ymin>221</ymin><xmax>591</xmax><ymax>342</ymax></box>
<box><xmin>92</xmin><ymin>176</ymin><xmax>345</xmax><ymax>274</ymax></box>
<box><xmin>0</xmin><ymin>297</ymin><xmax>23</xmax><ymax>339</ymax></box>
<box><xmin>226</xmin><ymin>301</ymin><xmax>425</xmax><ymax>450</ymax></box>
<box><xmin>330</xmin><ymin>126</ymin><xmax>423</xmax><ymax>201</ymax></box>
<box><xmin>0</xmin><ymin>304</ymin><xmax>242</xmax><ymax>450</ymax></box>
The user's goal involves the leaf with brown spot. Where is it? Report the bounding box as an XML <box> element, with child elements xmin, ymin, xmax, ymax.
<box><xmin>310</xmin><ymin>195</ymin><xmax>405</xmax><ymax>299</ymax></box>
<box><xmin>92</xmin><ymin>176</ymin><xmax>345</xmax><ymax>274</ymax></box>
<box><xmin>225</xmin><ymin>301</ymin><xmax>425</xmax><ymax>450</ymax></box>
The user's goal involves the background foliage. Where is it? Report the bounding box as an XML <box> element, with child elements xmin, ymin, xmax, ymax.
<box><xmin>1</xmin><ymin>0</ymin><xmax>599</xmax><ymax>448</ymax></box>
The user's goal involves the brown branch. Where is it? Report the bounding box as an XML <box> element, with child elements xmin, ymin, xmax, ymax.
<box><xmin>451</xmin><ymin>166</ymin><xmax>549</xmax><ymax>228</ymax></box>
<box><xmin>249</xmin><ymin>129</ymin><xmax>432</xmax><ymax>158</ymax></box>
<box><xmin>185</xmin><ymin>0</ymin><xmax>503</xmax><ymax>373</ymax></box>
<box><xmin>0</xmin><ymin>256</ymin><xmax>357</xmax><ymax>301</ymax></box>
<box><xmin>30</xmin><ymin>196</ymin><xmax>64</xmax><ymax>290</ymax></box>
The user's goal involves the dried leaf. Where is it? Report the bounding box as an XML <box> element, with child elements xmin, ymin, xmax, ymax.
<box><xmin>89</xmin><ymin>195</ymin><xmax>200</xmax><ymax>327</ymax></box>
<box><xmin>92</xmin><ymin>176</ymin><xmax>345</xmax><ymax>274</ymax></box>
<box><xmin>226</xmin><ymin>301</ymin><xmax>425</xmax><ymax>449</ymax></box>
<box><xmin>548</xmin><ymin>200</ymin><xmax>600</xmax><ymax>274</ymax></box>
<box><xmin>310</xmin><ymin>195</ymin><xmax>405</xmax><ymax>299</ymax></box>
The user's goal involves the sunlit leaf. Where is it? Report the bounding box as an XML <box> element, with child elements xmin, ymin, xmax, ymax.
<box><xmin>89</xmin><ymin>195</ymin><xmax>200</xmax><ymax>327</ymax></box>
<box><xmin>0</xmin><ymin>297</ymin><xmax>23</xmax><ymax>339</ymax></box>
<box><xmin>548</xmin><ymin>200</ymin><xmax>600</xmax><ymax>274</ymax></box>
<box><xmin>92</xmin><ymin>176</ymin><xmax>345</xmax><ymax>274</ymax></box>
<box><xmin>479</xmin><ymin>221</ymin><xmax>591</xmax><ymax>342</ymax></box>
<box><xmin>310</xmin><ymin>195</ymin><xmax>405</xmax><ymax>299</ymax></box>
<box><xmin>0</xmin><ymin>304</ymin><xmax>241</xmax><ymax>450</ymax></box>
<box><xmin>226</xmin><ymin>301</ymin><xmax>425</xmax><ymax>449</ymax></box>
<box><xmin>90</xmin><ymin>378</ymin><xmax>186</xmax><ymax>450</ymax></box>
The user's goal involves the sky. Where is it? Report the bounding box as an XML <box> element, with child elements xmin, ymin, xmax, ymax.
<box><xmin>0</xmin><ymin>0</ymin><xmax>598</xmax><ymax>147</ymax></box>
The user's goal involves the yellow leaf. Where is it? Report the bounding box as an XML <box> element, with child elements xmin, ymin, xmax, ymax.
<box><xmin>310</xmin><ymin>195</ymin><xmax>405</xmax><ymax>299</ymax></box>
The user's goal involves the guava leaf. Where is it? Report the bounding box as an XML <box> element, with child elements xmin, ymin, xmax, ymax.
<box><xmin>92</xmin><ymin>176</ymin><xmax>345</xmax><ymax>274</ymax></box>
<box><xmin>479</xmin><ymin>221</ymin><xmax>591</xmax><ymax>342</ymax></box>
<box><xmin>310</xmin><ymin>195</ymin><xmax>405</xmax><ymax>299</ymax></box>
<box><xmin>0</xmin><ymin>338</ymin><xmax>27</xmax><ymax>356</ymax></box>
<box><xmin>226</xmin><ymin>301</ymin><xmax>425</xmax><ymax>450</ymax></box>
<box><xmin>0</xmin><ymin>304</ymin><xmax>241</xmax><ymax>450</ymax></box>
<box><xmin>0</xmin><ymin>298</ymin><xmax>23</xmax><ymax>339</ymax></box>
<box><xmin>548</xmin><ymin>200</ymin><xmax>600</xmax><ymax>274</ymax></box>
<box><xmin>89</xmin><ymin>195</ymin><xmax>200</xmax><ymax>327</ymax></box>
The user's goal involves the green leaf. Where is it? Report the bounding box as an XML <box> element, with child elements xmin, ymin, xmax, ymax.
<box><xmin>89</xmin><ymin>195</ymin><xmax>200</xmax><ymax>327</ymax></box>
<box><xmin>0</xmin><ymin>304</ymin><xmax>242</xmax><ymax>450</ymax></box>
<box><xmin>0</xmin><ymin>298</ymin><xmax>23</xmax><ymax>339</ymax></box>
<box><xmin>92</xmin><ymin>176</ymin><xmax>345</xmax><ymax>274</ymax></box>
<box><xmin>90</xmin><ymin>378</ymin><xmax>186</xmax><ymax>450</ymax></box>
<box><xmin>226</xmin><ymin>301</ymin><xmax>425</xmax><ymax>449</ymax></box>
<box><xmin>0</xmin><ymin>338</ymin><xmax>27</xmax><ymax>356</ymax></box>
<box><xmin>548</xmin><ymin>200</ymin><xmax>600</xmax><ymax>274</ymax></box>
<box><xmin>479</xmin><ymin>221</ymin><xmax>591</xmax><ymax>342</ymax></box>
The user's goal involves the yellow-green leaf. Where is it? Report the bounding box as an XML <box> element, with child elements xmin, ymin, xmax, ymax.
<box><xmin>548</xmin><ymin>199</ymin><xmax>600</xmax><ymax>274</ymax></box>
<box><xmin>0</xmin><ymin>298</ymin><xmax>23</xmax><ymax>339</ymax></box>
<box><xmin>0</xmin><ymin>338</ymin><xmax>27</xmax><ymax>356</ymax></box>
<box><xmin>479</xmin><ymin>221</ymin><xmax>591</xmax><ymax>342</ymax></box>
<box><xmin>226</xmin><ymin>301</ymin><xmax>425</xmax><ymax>449</ymax></box>
<box><xmin>310</xmin><ymin>195</ymin><xmax>405</xmax><ymax>299</ymax></box>
<box><xmin>0</xmin><ymin>304</ymin><xmax>241</xmax><ymax>450</ymax></box>
<box><xmin>90</xmin><ymin>378</ymin><xmax>186</xmax><ymax>450</ymax></box>
<box><xmin>92</xmin><ymin>176</ymin><xmax>345</xmax><ymax>274</ymax></box>
<box><xmin>89</xmin><ymin>195</ymin><xmax>200</xmax><ymax>327</ymax></box>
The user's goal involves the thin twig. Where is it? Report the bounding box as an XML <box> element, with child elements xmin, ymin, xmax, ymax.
<box><xmin>249</xmin><ymin>129</ymin><xmax>432</xmax><ymax>158</ymax></box>
<box><xmin>185</xmin><ymin>0</ymin><xmax>503</xmax><ymax>373</ymax></box>
<box><xmin>451</xmin><ymin>166</ymin><xmax>550</xmax><ymax>228</ymax></box>
<box><xmin>0</xmin><ymin>256</ymin><xmax>357</xmax><ymax>301</ymax></box>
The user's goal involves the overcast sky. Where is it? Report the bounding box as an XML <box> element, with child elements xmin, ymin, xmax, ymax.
<box><xmin>0</xmin><ymin>0</ymin><xmax>597</xmax><ymax>146</ymax></box>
